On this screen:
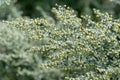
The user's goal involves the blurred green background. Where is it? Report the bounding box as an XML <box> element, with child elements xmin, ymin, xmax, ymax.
<box><xmin>0</xmin><ymin>0</ymin><xmax>120</xmax><ymax>20</ymax></box>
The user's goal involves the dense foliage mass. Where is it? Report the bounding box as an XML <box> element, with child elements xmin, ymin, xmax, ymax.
<box><xmin>2</xmin><ymin>5</ymin><xmax>120</xmax><ymax>80</ymax></box>
<box><xmin>0</xmin><ymin>0</ymin><xmax>120</xmax><ymax>80</ymax></box>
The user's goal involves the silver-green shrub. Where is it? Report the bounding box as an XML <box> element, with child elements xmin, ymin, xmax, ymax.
<box><xmin>0</xmin><ymin>22</ymin><xmax>33</xmax><ymax>80</ymax></box>
<box><xmin>4</xmin><ymin>5</ymin><xmax>120</xmax><ymax>80</ymax></box>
